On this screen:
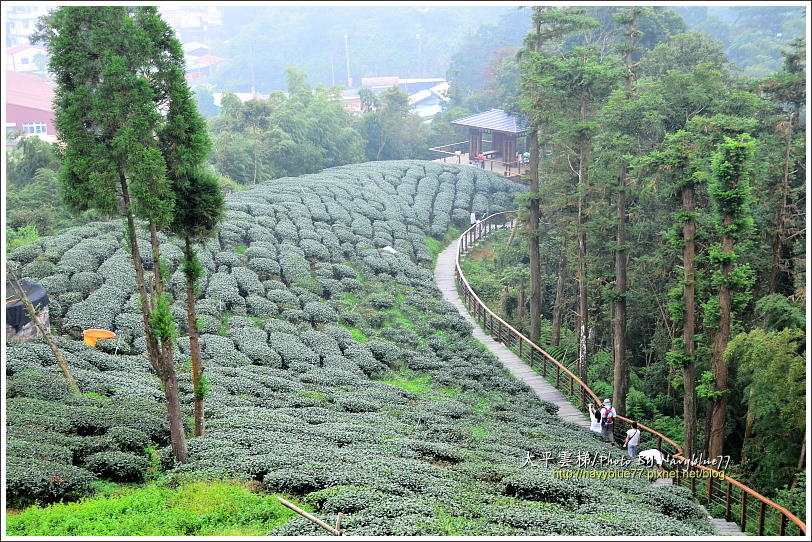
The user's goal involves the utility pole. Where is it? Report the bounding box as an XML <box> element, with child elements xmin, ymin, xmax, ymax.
<box><xmin>250</xmin><ymin>40</ymin><xmax>256</xmax><ymax>96</ymax></box>
<box><xmin>330</xmin><ymin>49</ymin><xmax>335</xmax><ymax>87</ymax></box>
<box><xmin>343</xmin><ymin>32</ymin><xmax>351</xmax><ymax>87</ymax></box>
<box><xmin>416</xmin><ymin>32</ymin><xmax>422</xmax><ymax>76</ymax></box>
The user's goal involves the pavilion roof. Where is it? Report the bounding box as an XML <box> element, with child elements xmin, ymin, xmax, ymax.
<box><xmin>451</xmin><ymin>108</ymin><xmax>528</xmax><ymax>134</ymax></box>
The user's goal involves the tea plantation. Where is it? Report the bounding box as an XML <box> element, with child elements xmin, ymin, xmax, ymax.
<box><xmin>5</xmin><ymin>161</ymin><xmax>713</xmax><ymax>535</ymax></box>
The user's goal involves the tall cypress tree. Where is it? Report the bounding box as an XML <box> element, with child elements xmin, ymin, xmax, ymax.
<box><xmin>170</xmin><ymin>171</ymin><xmax>224</xmax><ymax>437</ymax></box>
<box><xmin>518</xmin><ymin>7</ymin><xmax>598</xmax><ymax>349</ymax></box>
<box><xmin>33</xmin><ymin>6</ymin><xmax>197</xmax><ymax>463</ymax></box>
<box><xmin>707</xmin><ymin>134</ymin><xmax>755</xmax><ymax>460</ymax></box>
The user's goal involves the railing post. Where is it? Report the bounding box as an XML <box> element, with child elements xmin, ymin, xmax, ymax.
<box><xmin>725</xmin><ymin>482</ymin><xmax>732</xmax><ymax>521</ymax></box>
<box><xmin>569</xmin><ymin>375</ymin><xmax>573</xmax><ymax>397</ymax></box>
<box><xmin>556</xmin><ymin>365</ymin><xmax>560</xmax><ymax>388</ymax></box>
<box><xmin>707</xmin><ymin>477</ymin><xmax>714</xmax><ymax>506</ymax></box>
<box><xmin>758</xmin><ymin>501</ymin><xmax>765</xmax><ymax>536</ymax></box>
<box><xmin>741</xmin><ymin>491</ymin><xmax>747</xmax><ymax>533</ymax></box>
<box><xmin>779</xmin><ymin>514</ymin><xmax>786</xmax><ymax>536</ymax></box>
<box><xmin>519</xmin><ymin>337</ymin><xmax>523</xmax><ymax>358</ymax></box>
<box><xmin>657</xmin><ymin>436</ymin><xmax>663</xmax><ymax>452</ymax></box>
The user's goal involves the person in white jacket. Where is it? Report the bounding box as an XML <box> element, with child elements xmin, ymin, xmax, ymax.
<box><xmin>588</xmin><ymin>403</ymin><xmax>602</xmax><ymax>434</ymax></box>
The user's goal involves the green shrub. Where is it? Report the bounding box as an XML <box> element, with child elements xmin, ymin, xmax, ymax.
<box><xmin>6</xmin><ymin>457</ymin><xmax>96</xmax><ymax>508</ymax></box>
<box><xmin>83</xmin><ymin>451</ymin><xmax>152</xmax><ymax>482</ymax></box>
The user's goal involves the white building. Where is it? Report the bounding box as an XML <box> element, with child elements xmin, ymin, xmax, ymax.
<box><xmin>6</xmin><ymin>44</ymin><xmax>47</xmax><ymax>74</ymax></box>
<box><xmin>4</xmin><ymin>4</ymin><xmax>50</xmax><ymax>48</ymax></box>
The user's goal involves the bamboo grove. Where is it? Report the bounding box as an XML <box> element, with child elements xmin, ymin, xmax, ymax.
<box><xmin>508</xmin><ymin>7</ymin><xmax>805</xmax><ymax>500</ymax></box>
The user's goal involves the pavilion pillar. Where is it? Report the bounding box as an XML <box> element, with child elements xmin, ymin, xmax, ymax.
<box><xmin>469</xmin><ymin>128</ymin><xmax>482</xmax><ymax>158</ymax></box>
<box><xmin>505</xmin><ymin>135</ymin><xmax>516</xmax><ymax>164</ymax></box>
<box><xmin>493</xmin><ymin>133</ymin><xmax>504</xmax><ymax>157</ymax></box>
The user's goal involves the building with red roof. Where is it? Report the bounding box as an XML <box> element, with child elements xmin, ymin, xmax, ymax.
<box><xmin>6</xmin><ymin>70</ymin><xmax>56</xmax><ymax>142</ymax></box>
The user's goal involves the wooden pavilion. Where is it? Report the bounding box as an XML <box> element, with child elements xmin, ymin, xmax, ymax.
<box><xmin>451</xmin><ymin>108</ymin><xmax>528</xmax><ymax>163</ymax></box>
<box><xmin>430</xmin><ymin>109</ymin><xmax>529</xmax><ymax>177</ymax></box>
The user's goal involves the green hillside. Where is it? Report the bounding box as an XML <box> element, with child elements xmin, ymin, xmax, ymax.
<box><xmin>6</xmin><ymin>161</ymin><xmax>712</xmax><ymax>536</ymax></box>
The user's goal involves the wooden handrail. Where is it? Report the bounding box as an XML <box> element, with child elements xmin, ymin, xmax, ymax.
<box><xmin>454</xmin><ymin>210</ymin><xmax>806</xmax><ymax>537</ymax></box>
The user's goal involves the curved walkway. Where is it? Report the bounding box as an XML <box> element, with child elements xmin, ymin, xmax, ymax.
<box><xmin>434</xmin><ymin>237</ymin><xmax>745</xmax><ymax>537</ymax></box>
<box><xmin>434</xmin><ymin>239</ymin><xmax>590</xmax><ymax>429</ymax></box>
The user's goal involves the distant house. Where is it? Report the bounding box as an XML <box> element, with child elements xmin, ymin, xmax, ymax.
<box><xmin>409</xmin><ymin>81</ymin><xmax>449</xmax><ymax>119</ymax></box>
<box><xmin>6</xmin><ymin>71</ymin><xmax>56</xmax><ymax>143</ymax></box>
<box><xmin>183</xmin><ymin>41</ymin><xmax>210</xmax><ymax>57</ymax></box>
<box><xmin>360</xmin><ymin>76</ymin><xmax>400</xmax><ymax>88</ymax></box>
<box><xmin>211</xmin><ymin>89</ymin><xmax>269</xmax><ymax>107</ymax></box>
<box><xmin>6</xmin><ymin>44</ymin><xmax>47</xmax><ymax>74</ymax></box>
<box><xmin>158</xmin><ymin>6</ymin><xmax>222</xmax><ymax>43</ymax></box>
<box><xmin>342</xmin><ymin>76</ymin><xmax>448</xmax><ymax>118</ymax></box>
<box><xmin>185</xmin><ymin>54</ymin><xmax>228</xmax><ymax>81</ymax></box>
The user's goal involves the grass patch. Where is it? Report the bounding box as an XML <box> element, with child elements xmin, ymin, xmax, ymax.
<box><xmin>248</xmin><ymin>316</ymin><xmax>265</xmax><ymax>328</ymax></box>
<box><xmin>424</xmin><ymin>236</ymin><xmax>443</xmax><ymax>266</ymax></box>
<box><xmin>5</xmin><ymin>480</ymin><xmax>304</xmax><ymax>536</ymax></box>
<box><xmin>471</xmin><ymin>425</ymin><xmax>489</xmax><ymax>440</ymax></box>
<box><xmin>381</xmin><ymin>368</ymin><xmax>431</xmax><ymax>395</ymax></box>
<box><xmin>339</xmin><ymin>325</ymin><xmax>368</xmax><ymax>343</ymax></box>
<box><xmin>296</xmin><ymin>390</ymin><xmax>328</xmax><ymax>402</ymax></box>
<box><xmin>440</xmin><ymin>386</ymin><xmax>461</xmax><ymax>398</ymax></box>
<box><xmin>219</xmin><ymin>312</ymin><xmax>234</xmax><ymax>336</ymax></box>
<box><xmin>234</xmin><ymin>245</ymin><xmax>247</xmax><ymax>255</ymax></box>
<box><xmin>471</xmin><ymin>390</ymin><xmax>504</xmax><ymax>413</ymax></box>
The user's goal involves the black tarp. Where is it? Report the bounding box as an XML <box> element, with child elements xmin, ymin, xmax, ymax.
<box><xmin>6</xmin><ymin>280</ymin><xmax>49</xmax><ymax>329</ymax></box>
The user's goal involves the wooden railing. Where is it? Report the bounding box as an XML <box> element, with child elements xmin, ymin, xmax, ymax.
<box><xmin>454</xmin><ymin>210</ymin><xmax>806</xmax><ymax>537</ymax></box>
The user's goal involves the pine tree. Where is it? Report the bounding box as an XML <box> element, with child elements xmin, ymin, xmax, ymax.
<box><xmin>170</xmin><ymin>170</ymin><xmax>224</xmax><ymax>437</ymax></box>
<box><xmin>707</xmin><ymin>134</ymin><xmax>756</xmax><ymax>460</ymax></box>
<box><xmin>33</xmin><ymin>6</ymin><xmax>199</xmax><ymax>463</ymax></box>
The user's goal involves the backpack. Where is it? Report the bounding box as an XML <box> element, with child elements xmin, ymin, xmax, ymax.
<box><xmin>602</xmin><ymin>407</ymin><xmax>615</xmax><ymax>425</ymax></box>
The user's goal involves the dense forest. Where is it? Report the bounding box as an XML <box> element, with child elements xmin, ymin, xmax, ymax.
<box><xmin>459</xmin><ymin>5</ymin><xmax>806</xmax><ymax>512</ymax></box>
<box><xmin>3</xmin><ymin>3</ymin><xmax>808</xmax><ymax>536</ymax></box>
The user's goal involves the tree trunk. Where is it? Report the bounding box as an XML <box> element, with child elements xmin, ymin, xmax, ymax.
<box><xmin>612</xmin><ymin>161</ymin><xmax>628</xmax><ymax>415</ymax></box>
<box><xmin>576</xmin><ymin>99</ymin><xmax>588</xmax><ymax>403</ymax></box>
<box><xmin>682</xmin><ymin>185</ymin><xmax>698</xmax><ymax>460</ymax></box>
<box><xmin>551</xmin><ymin>235</ymin><xmax>567</xmax><ymax>347</ymax></box>
<box><xmin>769</xmin><ymin>111</ymin><xmax>794</xmax><ymax>294</ymax></box>
<box><xmin>611</xmin><ymin>6</ymin><xmax>638</xmax><ymax>417</ymax></box>
<box><xmin>709</xmin><ymin>217</ymin><xmax>734</xmax><ymax>460</ymax></box>
<box><xmin>703</xmin><ymin>410</ymin><xmax>712</xmax><ymax>458</ymax></box>
<box><xmin>576</xmin><ymin>186</ymin><xmax>588</xmax><ymax>401</ymax></box>
<box><xmin>517</xmin><ymin>278</ymin><xmax>526</xmax><ymax>334</ymax></box>
<box><xmin>790</xmin><ymin>428</ymin><xmax>806</xmax><ymax>489</ymax></box>
<box><xmin>741</xmin><ymin>386</ymin><xmax>756</xmax><ymax>464</ymax></box>
<box><xmin>184</xmin><ymin>238</ymin><xmax>205</xmax><ymax>437</ymax></box>
<box><xmin>149</xmin><ymin>223</ymin><xmax>164</xmax><ymax>297</ymax></box>
<box><xmin>120</xmin><ymin>173</ymin><xmax>161</xmax><ymax>372</ymax></box>
<box><xmin>161</xmin><ymin>358</ymin><xmax>188</xmax><ymax>463</ymax></box>
<box><xmin>119</xmin><ymin>172</ymin><xmax>188</xmax><ymax>464</ymax></box>
<box><xmin>528</xmin><ymin>129</ymin><xmax>542</xmax><ymax>344</ymax></box>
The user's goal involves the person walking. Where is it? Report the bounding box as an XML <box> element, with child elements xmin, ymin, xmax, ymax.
<box><xmin>588</xmin><ymin>403</ymin><xmax>602</xmax><ymax>434</ymax></box>
<box><xmin>600</xmin><ymin>398</ymin><xmax>616</xmax><ymax>445</ymax></box>
<box><xmin>623</xmin><ymin>421</ymin><xmax>641</xmax><ymax>458</ymax></box>
<box><xmin>470</xmin><ymin>210</ymin><xmax>477</xmax><ymax>228</ymax></box>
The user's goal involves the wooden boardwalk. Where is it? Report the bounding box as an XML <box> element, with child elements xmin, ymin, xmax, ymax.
<box><xmin>434</xmin><ymin>239</ymin><xmax>590</xmax><ymax>429</ymax></box>
<box><xmin>435</xmin><ymin>238</ymin><xmax>745</xmax><ymax>536</ymax></box>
